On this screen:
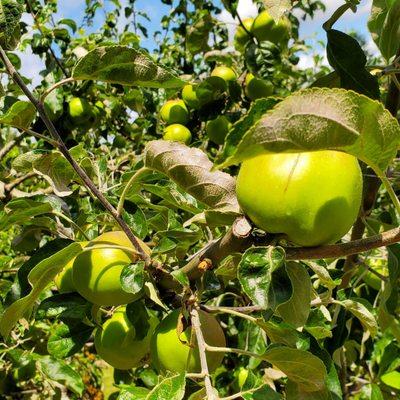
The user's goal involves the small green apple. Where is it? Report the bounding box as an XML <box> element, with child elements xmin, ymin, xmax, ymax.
<box><xmin>163</xmin><ymin>124</ymin><xmax>192</xmax><ymax>144</ymax></box>
<box><xmin>160</xmin><ymin>99</ymin><xmax>189</xmax><ymax>125</ymax></box>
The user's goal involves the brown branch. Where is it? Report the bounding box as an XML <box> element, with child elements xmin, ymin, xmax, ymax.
<box><xmin>190</xmin><ymin>308</ymin><xmax>218</xmax><ymax>400</ymax></box>
<box><xmin>0</xmin><ymin>46</ymin><xmax>150</xmax><ymax>263</ymax></box>
<box><xmin>0</xmin><ymin>135</ymin><xmax>23</xmax><ymax>161</ymax></box>
<box><xmin>4</xmin><ymin>172</ymin><xmax>36</xmax><ymax>192</ymax></box>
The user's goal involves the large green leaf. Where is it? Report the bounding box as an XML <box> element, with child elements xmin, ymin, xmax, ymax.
<box><xmin>326</xmin><ymin>30</ymin><xmax>380</xmax><ymax>100</ymax></box>
<box><xmin>0</xmin><ymin>0</ymin><xmax>23</xmax><ymax>50</ymax></box>
<box><xmin>146</xmin><ymin>373</ymin><xmax>186</xmax><ymax>400</ymax></box>
<box><xmin>0</xmin><ymin>242</ymin><xmax>82</xmax><ymax>338</ymax></box>
<box><xmin>144</xmin><ymin>140</ymin><xmax>241</xmax><ymax>225</ymax></box>
<box><xmin>277</xmin><ymin>262</ymin><xmax>312</xmax><ymax>328</ymax></box>
<box><xmin>215</xmin><ymin>88</ymin><xmax>400</xmax><ymax>171</ymax></box>
<box><xmin>264</xmin><ymin>347</ymin><xmax>327</xmax><ymax>392</ymax></box>
<box><xmin>368</xmin><ymin>0</ymin><xmax>400</xmax><ymax>60</ymax></box>
<box><xmin>237</xmin><ymin>246</ymin><xmax>289</xmax><ymax>309</ymax></box>
<box><xmin>0</xmin><ymin>101</ymin><xmax>36</xmax><ymax>129</ymax></box>
<box><xmin>72</xmin><ymin>46</ymin><xmax>185</xmax><ymax>88</ymax></box>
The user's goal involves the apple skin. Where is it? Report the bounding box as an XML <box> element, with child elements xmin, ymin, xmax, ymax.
<box><xmin>206</xmin><ymin>116</ymin><xmax>231</xmax><ymax>145</ymax></box>
<box><xmin>251</xmin><ymin>11</ymin><xmax>290</xmax><ymax>45</ymax></box>
<box><xmin>160</xmin><ymin>99</ymin><xmax>189</xmax><ymax>125</ymax></box>
<box><xmin>68</xmin><ymin>97</ymin><xmax>93</xmax><ymax>122</ymax></box>
<box><xmin>54</xmin><ymin>241</ymin><xmax>89</xmax><ymax>293</ymax></box>
<box><xmin>151</xmin><ymin>309</ymin><xmax>226</xmax><ymax>373</ymax></box>
<box><xmin>163</xmin><ymin>124</ymin><xmax>192</xmax><ymax>144</ymax></box>
<box><xmin>95</xmin><ymin>306</ymin><xmax>158</xmax><ymax>370</ymax></box>
<box><xmin>182</xmin><ymin>84</ymin><xmax>201</xmax><ymax>110</ymax></box>
<box><xmin>211</xmin><ymin>66</ymin><xmax>237</xmax><ymax>82</ymax></box>
<box><xmin>245</xmin><ymin>73</ymin><xmax>273</xmax><ymax>100</ymax></box>
<box><xmin>72</xmin><ymin>231</ymin><xmax>150</xmax><ymax>306</ymax></box>
<box><xmin>236</xmin><ymin>151</ymin><xmax>363</xmax><ymax>247</ymax></box>
<box><xmin>234</xmin><ymin>18</ymin><xmax>254</xmax><ymax>51</ymax></box>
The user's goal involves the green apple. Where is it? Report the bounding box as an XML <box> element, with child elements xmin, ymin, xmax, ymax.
<box><xmin>182</xmin><ymin>84</ymin><xmax>201</xmax><ymax>109</ymax></box>
<box><xmin>211</xmin><ymin>66</ymin><xmax>237</xmax><ymax>82</ymax></box>
<box><xmin>236</xmin><ymin>151</ymin><xmax>363</xmax><ymax>246</ymax></box>
<box><xmin>251</xmin><ymin>10</ymin><xmax>290</xmax><ymax>45</ymax></box>
<box><xmin>68</xmin><ymin>97</ymin><xmax>93</xmax><ymax>122</ymax></box>
<box><xmin>151</xmin><ymin>309</ymin><xmax>226</xmax><ymax>373</ymax></box>
<box><xmin>72</xmin><ymin>231</ymin><xmax>150</xmax><ymax>306</ymax></box>
<box><xmin>54</xmin><ymin>241</ymin><xmax>89</xmax><ymax>293</ymax></box>
<box><xmin>163</xmin><ymin>124</ymin><xmax>192</xmax><ymax>144</ymax></box>
<box><xmin>95</xmin><ymin>305</ymin><xmax>158</xmax><ymax>370</ymax></box>
<box><xmin>361</xmin><ymin>257</ymin><xmax>387</xmax><ymax>291</ymax></box>
<box><xmin>160</xmin><ymin>99</ymin><xmax>189</xmax><ymax>125</ymax></box>
<box><xmin>245</xmin><ymin>73</ymin><xmax>273</xmax><ymax>100</ymax></box>
<box><xmin>206</xmin><ymin>115</ymin><xmax>231</xmax><ymax>145</ymax></box>
<box><xmin>234</xmin><ymin>18</ymin><xmax>254</xmax><ymax>52</ymax></box>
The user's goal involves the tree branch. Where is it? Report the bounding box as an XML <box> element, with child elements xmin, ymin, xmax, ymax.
<box><xmin>190</xmin><ymin>308</ymin><xmax>218</xmax><ymax>400</ymax></box>
<box><xmin>0</xmin><ymin>46</ymin><xmax>150</xmax><ymax>263</ymax></box>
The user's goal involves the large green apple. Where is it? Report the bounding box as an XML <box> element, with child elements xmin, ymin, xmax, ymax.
<box><xmin>163</xmin><ymin>124</ymin><xmax>192</xmax><ymax>144</ymax></box>
<box><xmin>234</xmin><ymin>18</ymin><xmax>254</xmax><ymax>52</ymax></box>
<box><xmin>211</xmin><ymin>66</ymin><xmax>237</xmax><ymax>82</ymax></box>
<box><xmin>245</xmin><ymin>73</ymin><xmax>273</xmax><ymax>100</ymax></box>
<box><xmin>95</xmin><ymin>304</ymin><xmax>158</xmax><ymax>370</ymax></box>
<box><xmin>206</xmin><ymin>115</ymin><xmax>231</xmax><ymax>145</ymax></box>
<box><xmin>151</xmin><ymin>309</ymin><xmax>226</xmax><ymax>373</ymax></box>
<box><xmin>251</xmin><ymin>10</ymin><xmax>290</xmax><ymax>45</ymax></box>
<box><xmin>236</xmin><ymin>151</ymin><xmax>363</xmax><ymax>247</ymax></box>
<box><xmin>54</xmin><ymin>241</ymin><xmax>89</xmax><ymax>293</ymax></box>
<box><xmin>72</xmin><ymin>231</ymin><xmax>150</xmax><ymax>306</ymax></box>
<box><xmin>160</xmin><ymin>99</ymin><xmax>189</xmax><ymax>125</ymax></box>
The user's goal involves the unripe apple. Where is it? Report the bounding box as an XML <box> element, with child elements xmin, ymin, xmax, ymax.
<box><xmin>234</xmin><ymin>18</ymin><xmax>254</xmax><ymax>52</ymax></box>
<box><xmin>236</xmin><ymin>151</ymin><xmax>362</xmax><ymax>246</ymax></box>
<box><xmin>361</xmin><ymin>257</ymin><xmax>387</xmax><ymax>291</ymax></box>
<box><xmin>251</xmin><ymin>11</ymin><xmax>290</xmax><ymax>45</ymax></box>
<box><xmin>54</xmin><ymin>241</ymin><xmax>89</xmax><ymax>293</ymax></box>
<box><xmin>159</xmin><ymin>99</ymin><xmax>189</xmax><ymax>125</ymax></box>
<box><xmin>211</xmin><ymin>66</ymin><xmax>237</xmax><ymax>82</ymax></box>
<box><xmin>206</xmin><ymin>115</ymin><xmax>231</xmax><ymax>145</ymax></box>
<box><xmin>151</xmin><ymin>309</ymin><xmax>226</xmax><ymax>373</ymax></box>
<box><xmin>95</xmin><ymin>305</ymin><xmax>158</xmax><ymax>370</ymax></box>
<box><xmin>72</xmin><ymin>231</ymin><xmax>150</xmax><ymax>306</ymax></box>
<box><xmin>163</xmin><ymin>124</ymin><xmax>192</xmax><ymax>144</ymax></box>
<box><xmin>182</xmin><ymin>84</ymin><xmax>201</xmax><ymax>109</ymax></box>
<box><xmin>245</xmin><ymin>73</ymin><xmax>273</xmax><ymax>100</ymax></box>
<box><xmin>68</xmin><ymin>97</ymin><xmax>93</xmax><ymax>122</ymax></box>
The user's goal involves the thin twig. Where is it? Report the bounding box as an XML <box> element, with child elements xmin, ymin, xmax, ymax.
<box><xmin>0</xmin><ymin>45</ymin><xmax>150</xmax><ymax>263</ymax></box>
<box><xmin>190</xmin><ymin>308</ymin><xmax>218</xmax><ymax>400</ymax></box>
<box><xmin>40</xmin><ymin>77</ymin><xmax>75</xmax><ymax>103</ymax></box>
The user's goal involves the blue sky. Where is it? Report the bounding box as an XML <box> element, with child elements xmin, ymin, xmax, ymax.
<box><xmin>19</xmin><ymin>0</ymin><xmax>378</xmax><ymax>85</ymax></box>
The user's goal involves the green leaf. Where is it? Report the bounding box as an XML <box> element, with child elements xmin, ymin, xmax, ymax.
<box><xmin>0</xmin><ymin>0</ymin><xmax>23</xmax><ymax>50</ymax></box>
<box><xmin>368</xmin><ymin>0</ymin><xmax>400</xmax><ymax>60</ymax></box>
<box><xmin>144</xmin><ymin>140</ymin><xmax>241</xmax><ymax>226</ymax></box>
<box><xmin>118</xmin><ymin>386</ymin><xmax>150</xmax><ymax>400</ymax></box>
<box><xmin>121</xmin><ymin>261</ymin><xmax>146</xmax><ymax>295</ymax></box>
<box><xmin>214</xmin><ymin>88</ymin><xmax>400</xmax><ymax>171</ymax></box>
<box><xmin>72</xmin><ymin>46</ymin><xmax>185</xmax><ymax>88</ymax></box>
<box><xmin>215</xmin><ymin>97</ymin><xmax>279</xmax><ymax>167</ymax></box>
<box><xmin>381</xmin><ymin>370</ymin><xmax>400</xmax><ymax>389</ymax></box>
<box><xmin>47</xmin><ymin>322</ymin><xmax>93</xmax><ymax>358</ymax></box>
<box><xmin>126</xmin><ymin>301</ymin><xmax>150</xmax><ymax>341</ymax></box>
<box><xmin>0</xmin><ymin>242</ymin><xmax>82</xmax><ymax>338</ymax></box>
<box><xmin>13</xmin><ymin>151</ymin><xmax>77</xmax><ymax>197</ymax></box>
<box><xmin>186</xmin><ymin>10</ymin><xmax>212</xmax><ymax>55</ymax></box>
<box><xmin>277</xmin><ymin>262</ymin><xmax>311</xmax><ymax>328</ymax></box>
<box><xmin>264</xmin><ymin>347</ymin><xmax>327</xmax><ymax>392</ymax></box>
<box><xmin>286</xmin><ymin>380</ymin><xmax>331</xmax><ymax>399</ymax></box>
<box><xmin>305</xmin><ymin>309</ymin><xmax>333</xmax><ymax>340</ymax></box>
<box><xmin>237</xmin><ymin>246</ymin><xmax>289</xmax><ymax>309</ymax></box>
<box><xmin>0</xmin><ymin>101</ymin><xmax>36</xmax><ymax>129</ymax></box>
<box><xmin>39</xmin><ymin>356</ymin><xmax>84</xmax><ymax>395</ymax></box>
<box><xmin>263</xmin><ymin>0</ymin><xmax>292</xmax><ymax>21</ymax></box>
<box><xmin>326</xmin><ymin>30</ymin><xmax>380</xmax><ymax>99</ymax></box>
<box><xmin>338</xmin><ymin>299</ymin><xmax>378</xmax><ymax>336</ymax></box>
<box><xmin>146</xmin><ymin>373</ymin><xmax>186</xmax><ymax>400</ymax></box>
